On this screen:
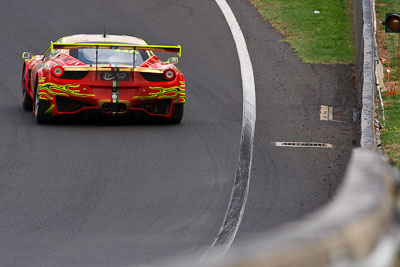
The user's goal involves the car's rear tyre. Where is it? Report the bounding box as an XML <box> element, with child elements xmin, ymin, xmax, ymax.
<box><xmin>34</xmin><ymin>83</ymin><xmax>52</xmax><ymax>124</ymax></box>
<box><xmin>169</xmin><ymin>103</ymin><xmax>184</xmax><ymax>124</ymax></box>
<box><xmin>21</xmin><ymin>67</ymin><xmax>32</xmax><ymax>111</ymax></box>
<box><xmin>22</xmin><ymin>89</ymin><xmax>33</xmax><ymax>111</ymax></box>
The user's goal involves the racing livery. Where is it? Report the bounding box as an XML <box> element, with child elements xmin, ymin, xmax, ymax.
<box><xmin>21</xmin><ymin>34</ymin><xmax>185</xmax><ymax>123</ymax></box>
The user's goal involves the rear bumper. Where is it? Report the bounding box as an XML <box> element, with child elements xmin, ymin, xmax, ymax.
<box><xmin>38</xmin><ymin>82</ymin><xmax>186</xmax><ymax>117</ymax></box>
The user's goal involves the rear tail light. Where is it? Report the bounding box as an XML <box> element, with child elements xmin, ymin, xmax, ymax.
<box><xmin>52</xmin><ymin>65</ymin><xmax>64</xmax><ymax>78</ymax></box>
<box><xmin>163</xmin><ymin>69</ymin><xmax>176</xmax><ymax>81</ymax></box>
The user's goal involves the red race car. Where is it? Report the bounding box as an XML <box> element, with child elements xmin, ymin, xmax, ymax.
<box><xmin>21</xmin><ymin>34</ymin><xmax>185</xmax><ymax>123</ymax></box>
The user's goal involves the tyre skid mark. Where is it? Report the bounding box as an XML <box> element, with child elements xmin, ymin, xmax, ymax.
<box><xmin>204</xmin><ymin>0</ymin><xmax>256</xmax><ymax>257</ymax></box>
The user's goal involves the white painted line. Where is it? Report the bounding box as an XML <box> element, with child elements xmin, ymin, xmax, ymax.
<box><xmin>274</xmin><ymin>142</ymin><xmax>333</xmax><ymax>148</ymax></box>
<box><xmin>204</xmin><ymin>0</ymin><xmax>256</xmax><ymax>258</ymax></box>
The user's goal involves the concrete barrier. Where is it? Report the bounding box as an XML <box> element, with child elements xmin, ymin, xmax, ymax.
<box><xmin>356</xmin><ymin>0</ymin><xmax>376</xmax><ymax>148</ymax></box>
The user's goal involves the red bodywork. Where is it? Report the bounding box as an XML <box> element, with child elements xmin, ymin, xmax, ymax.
<box><xmin>21</xmin><ymin>39</ymin><xmax>185</xmax><ymax>120</ymax></box>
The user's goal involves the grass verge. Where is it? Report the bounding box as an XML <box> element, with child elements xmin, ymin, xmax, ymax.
<box><xmin>376</xmin><ymin>0</ymin><xmax>400</xmax><ymax>169</ymax></box>
<box><xmin>376</xmin><ymin>0</ymin><xmax>400</xmax><ymax>84</ymax></box>
<box><xmin>381</xmin><ymin>95</ymin><xmax>400</xmax><ymax>168</ymax></box>
<box><xmin>250</xmin><ymin>0</ymin><xmax>355</xmax><ymax>64</ymax></box>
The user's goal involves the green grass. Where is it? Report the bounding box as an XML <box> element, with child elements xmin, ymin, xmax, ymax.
<box><xmin>376</xmin><ymin>1</ymin><xmax>400</xmax><ymax>82</ymax></box>
<box><xmin>381</xmin><ymin>95</ymin><xmax>400</xmax><ymax>168</ymax></box>
<box><xmin>376</xmin><ymin>0</ymin><xmax>400</xmax><ymax>169</ymax></box>
<box><xmin>250</xmin><ymin>0</ymin><xmax>355</xmax><ymax>64</ymax></box>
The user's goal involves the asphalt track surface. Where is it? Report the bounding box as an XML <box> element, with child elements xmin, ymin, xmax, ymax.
<box><xmin>0</xmin><ymin>1</ymin><xmax>357</xmax><ymax>266</ymax></box>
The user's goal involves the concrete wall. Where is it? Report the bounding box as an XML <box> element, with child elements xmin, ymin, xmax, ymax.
<box><xmin>356</xmin><ymin>0</ymin><xmax>376</xmax><ymax>148</ymax></box>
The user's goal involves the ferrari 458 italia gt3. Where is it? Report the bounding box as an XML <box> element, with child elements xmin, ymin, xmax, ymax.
<box><xmin>21</xmin><ymin>34</ymin><xmax>185</xmax><ymax>123</ymax></box>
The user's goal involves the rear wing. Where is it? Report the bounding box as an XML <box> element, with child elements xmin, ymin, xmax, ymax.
<box><xmin>51</xmin><ymin>42</ymin><xmax>181</xmax><ymax>57</ymax></box>
<box><xmin>63</xmin><ymin>66</ymin><xmax>165</xmax><ymax>73</ymax></box>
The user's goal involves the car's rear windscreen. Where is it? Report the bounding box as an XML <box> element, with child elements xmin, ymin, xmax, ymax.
<box><xmin>69</xmin><ymin>48</ymin><xmax>149</xmax><ymax>65</ymax></box>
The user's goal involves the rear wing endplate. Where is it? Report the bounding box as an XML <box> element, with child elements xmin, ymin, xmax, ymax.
<box><xmin>51</xmin><ymin>42</ymin><xmax>181</xmax><ymax>57</ymax></box>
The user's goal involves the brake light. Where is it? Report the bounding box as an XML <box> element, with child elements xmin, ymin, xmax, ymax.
<box><xmin>52</xmin><ymin>65</ymin><xmax>64</xmax><ymax>78</ymax></box>
<box><xmin>163</xmin><ymin>69</ymin><xmax>176</xmax><ymax>81</ymax></box>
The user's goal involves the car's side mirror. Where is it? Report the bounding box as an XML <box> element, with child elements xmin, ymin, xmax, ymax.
<box><xmin>167</xmin><ymin>57</ymin><xmax>178</xmax><ymax>64</ymax></box>
<box><xmin>22</xmin><ymin>52</ymin><xmax>33</xmax><ymax>60</ymax></box>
